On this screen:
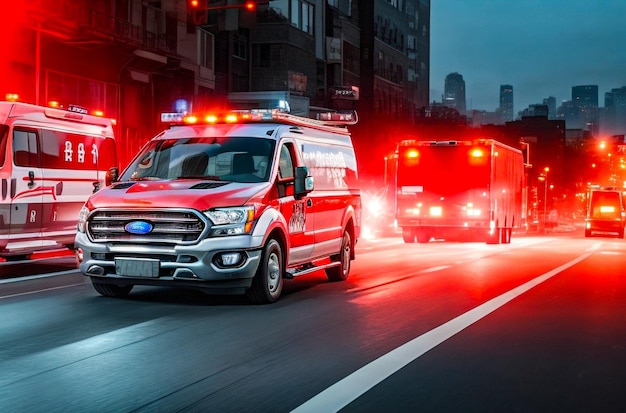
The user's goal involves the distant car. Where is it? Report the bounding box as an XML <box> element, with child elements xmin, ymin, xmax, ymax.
<box><xmin>584</xmin><ymin>187</ymin><xmax>625</xmax><ymax>238</ymax></box>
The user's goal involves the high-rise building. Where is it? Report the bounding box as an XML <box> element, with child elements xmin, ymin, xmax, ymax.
<box><xmin>499</xmin><ymin>85</ymin><xmax>514</xmax><ymax>122</ymax></box>
<box><xmin>602</xmin><ymin>86</ymin><xmax>626</xmax><ymax>135</ymax></box>
<box><xmin>543</xmin><ymin>96</ymin><xmax>557</xmax><ymax>120</ymax></box>
<box><xmin>444</xmin><ymin>72</ymin><xmax>466</xmax><ymax>114</ymax></box>
<box><xmin>570</xmin><ymin>85</ymin><xmax>599</xmax><ymax>130</ymax></box>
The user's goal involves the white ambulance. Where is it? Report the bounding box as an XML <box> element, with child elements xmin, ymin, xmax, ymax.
<box><xmin>0</xmin><ymin>101</ymin><xmax>117</xmax><ymax>258</ymax></box>
<box><xmin>75</xmin><ymin>109</ymin><xmax>361</xmax><ymax>304</ymax></box>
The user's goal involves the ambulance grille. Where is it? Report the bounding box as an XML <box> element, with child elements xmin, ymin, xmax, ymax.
<box><xmin>87</xmin><ymin>209</ymin><xmax>206</xmax><ymax>244</ymax></box>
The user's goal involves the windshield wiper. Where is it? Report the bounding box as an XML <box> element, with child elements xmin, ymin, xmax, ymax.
<box><xmin>177</xmin><ymin>175</ymin><xmax>222</xmax><ymax>180</ymax></box>
<box><xmin>130</xmin><ymin>176</ymin><xmax>162</xmax><ymax>181</ymax></box>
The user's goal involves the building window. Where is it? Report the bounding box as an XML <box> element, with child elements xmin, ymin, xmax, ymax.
<box><xmin>197</xmin><ymin>28</ymin><xmax>214</xmax><ymax>69</ymax></box>
<box><xmin>253</xmin><ymin>44</ymin><xmax>273</xmax><ymax>68</ymax></box>
<box><xmin>233</xmin><ymin>30</ymin><xmax>248</xmax><ymax>60</ymax></box>
<box><xmin>290</xmin><ymin>0</ymin><xmax>314</xmax><ymax>35</ymax></box>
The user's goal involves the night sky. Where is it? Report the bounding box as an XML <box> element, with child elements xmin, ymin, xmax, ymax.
<box><xmin>430</xmin><ymin>0</ymin><xmax>626</xmax><ymax>114</ymax></box>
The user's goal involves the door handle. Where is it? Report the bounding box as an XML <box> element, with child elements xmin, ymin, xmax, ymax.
<box><xmin>28</xmin><ymin>171</ymin><xmax>35</xmax><ymax>187</ymax></box>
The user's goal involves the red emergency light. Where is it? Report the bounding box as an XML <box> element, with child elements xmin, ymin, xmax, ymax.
<box><xmin>470</xmin><ymin>148</ymin><xmax>485</xmax><ymax>158</ymax></box>
<box><xmin>406</xmin><ymin>149</ymin><xmax>419</xmax><ymax>158</ymax></box>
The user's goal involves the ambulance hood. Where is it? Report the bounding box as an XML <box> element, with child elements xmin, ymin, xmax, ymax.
<box><xmin>88</xmin><ymin>180</ymin><xmax>270</xmax><ymax>211</ymax></box>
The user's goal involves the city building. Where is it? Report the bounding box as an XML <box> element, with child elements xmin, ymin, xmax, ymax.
<box><xmin>602</xmin><ymin>86</ymin><xmax>626</xmax><ymax>136</ymax></box>
<box><xmin>499</xmin><ymin>84</ymin><xmax>514</xmax><ymax>122</ymax></box>
<box><xmin>543</xmin><ymin>96</ymin><xmax>557</xmax><ymax>120</ymax></box>
<box><xmin>3</xmin><ymin>0</ymin><xmax>430</xmax><ymax>174</ymax></box>
<box><xmin>443</xmin><ymin>72</ymin><xmax>466</xmax><ymax>115</ymax></box>
<box><xmin>558</xmin><ymin>85</ymin><xmax>599</xmax><ymax>131</ymax></box>
<box><xmin>519</xmin><ymin>104</ymin><xmax>549</xmax><ymax>118</ymax></box>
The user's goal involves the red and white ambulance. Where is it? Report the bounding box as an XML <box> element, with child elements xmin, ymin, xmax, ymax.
<box><xmin>75</xmin><ymin>109</ymin><xmax>361</xmax><ymax>303</ymax></box>
<box><xmin>0</xmin><ymin>101</ymin><xmax>117</xmax><ymax>258</ymax></box>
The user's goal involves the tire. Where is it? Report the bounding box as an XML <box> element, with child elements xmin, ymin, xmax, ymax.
<box><xmin>416</xmin><ymin>230</ymin><xmax>431</xmax><ymax>244</ymax></box>
<box><xmin>501</xmin><ymin>228</ymin><xmax>512</xmax><ymax>244</ymax></box>
<box><xmin>246</xmin><ymin>238</ymin><xmax>283</xmax><ymax>304</ymax></box>
<box><xmin>402</xmin><ymin>228</ymin><xmax>416</xmax><ymax>243</ymax></box>
<box><xmin>91</xmin><ymin>279</ymin><xmax>133</xmax><ymax>298</ymax></box>
<box><xmin>486</xmin><ymin>228</ymin><xmax>501</xmax><ymax>244</ymax></box>
<box><xmin>326</xmin><ymin>231</ymin><xmax>352</xmax><ymax>282</ymax></box>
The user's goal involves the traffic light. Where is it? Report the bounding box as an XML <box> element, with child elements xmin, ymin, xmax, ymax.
<box><xmin>189</xmin><ymin>1</ymin><xmax>257</xmax><ymax>11</ymax></box>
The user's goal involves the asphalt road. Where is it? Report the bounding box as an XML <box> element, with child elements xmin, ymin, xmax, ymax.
<box><xmin>1</xmin><ymin>231</ymin><xmax>625</xmax><ymax>413</ymax></box>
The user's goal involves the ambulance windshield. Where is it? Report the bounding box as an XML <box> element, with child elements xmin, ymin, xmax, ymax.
<box><xmin>122</xmin><ymin>136</ymin><xmax>276</xmax><ymax>183</ymax></box>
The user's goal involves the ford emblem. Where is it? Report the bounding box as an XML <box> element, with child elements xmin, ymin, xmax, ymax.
<box><xmin>125</xmin><ymin>220</ymin><xmax>153</xmax><ymax>235</ymax></box>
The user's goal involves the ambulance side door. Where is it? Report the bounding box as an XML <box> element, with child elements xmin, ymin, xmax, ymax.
<box><xmin>277</xmin><ymin>141</ymin><xmax>315</xmax><ymax>265</ymax></box>
<box><xmin>10</xmin><ymin>127</ymin><xmax>44</xmax><ymax>250</ymax></box>
<box><xmin>0</xmin><ymin>125</ymin><xmax>10</xmax><ymax>252</ymax></box>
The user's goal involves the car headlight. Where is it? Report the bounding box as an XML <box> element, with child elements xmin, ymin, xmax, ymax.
<box><xmin>205</xmin><ymin>206</ymin><xmax>255</xmax><ymax>236</ymax></box>
<box><xmin>77</xmin><ymin>205</ymin><xmax>90</xmax><ymax>233</ymax></box>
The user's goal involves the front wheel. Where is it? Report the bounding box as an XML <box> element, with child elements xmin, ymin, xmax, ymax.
<box><xmin>91</xmin><ymin>279</ymin><xmax>133</xmax><ymax>298</ymax></box>
<box><xmin>246</xmin><ymin>239</ymin><xmax>283</xmax><ymax>304</ymax></box>
<box><xmin>326</xmin><ymin>231</ymin><xmax>352</xmax><ymax>282</ymax></box>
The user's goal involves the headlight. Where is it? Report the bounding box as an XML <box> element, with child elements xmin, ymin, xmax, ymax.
<box><xmin>77</xmin><ymin>206</ymin><xmax>90</xmax><ymax>233</ymax></box>
<box><xmin>205</xmin><ymin>206</ymin><xmax>255</xmax><ymax>236</ymax></box>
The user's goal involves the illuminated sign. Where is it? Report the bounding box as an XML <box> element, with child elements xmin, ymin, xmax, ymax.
<box><xmin>329</xmin><ymin>86</ymin><xmax>359</xmax><ymax>100</ymax></box>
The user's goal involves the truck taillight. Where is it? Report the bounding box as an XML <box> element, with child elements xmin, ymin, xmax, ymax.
<box><xmin>429</xmin><ymin>206</ymin><xmax>442</xmax><ymax>216</ymax></box>
<box><xmin>470</xmin><ymin>148</ymin><xmax>485</xmax><ymax>158</ymax></box>
<box><xmin>406</xmin><ymin>149</ymin><xmax>419</xmax><ymax>158</ymax></box>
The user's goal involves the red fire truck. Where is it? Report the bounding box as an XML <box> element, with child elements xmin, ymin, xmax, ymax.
<box><xmin>395</xmin><ymin>139</ymin><xmax>526</xmax><ymax>244</ymax></box>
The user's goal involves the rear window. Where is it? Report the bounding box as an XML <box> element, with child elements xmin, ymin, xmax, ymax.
<box><xmin>589</xmin><ymin>191</ymin><xmax>622</xmax><ymax>219</ymax></box>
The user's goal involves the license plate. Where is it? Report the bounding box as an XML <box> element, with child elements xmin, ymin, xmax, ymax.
<box><xmin>115</xmin><ymin>258</ymin><xmax>160</xmax><ymax>278</ymax></box>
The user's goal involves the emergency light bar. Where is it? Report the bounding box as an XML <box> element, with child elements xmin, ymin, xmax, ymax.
<box><xmin>160</xmin><ymin>108</ymin><xmax>358</xmax><ymax>130</ymax></box>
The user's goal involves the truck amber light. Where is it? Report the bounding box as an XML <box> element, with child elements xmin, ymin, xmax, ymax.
<box><xmin>205</xmin><ymin>114</ymin><xmax>218</xmax><ymax>123</ymax></box>
<box><xmin>224</xmin><ymin>113</ymin><xmax>239</xmax><ymax>123</ymax></box>
<box><xmin>600</xmin><ymin>206</ymin><xmax>616</xmax><ymax>213</ymax></box>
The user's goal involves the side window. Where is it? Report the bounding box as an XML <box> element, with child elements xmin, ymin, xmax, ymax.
<box><xmin>277</xmin><ymin>143</ymin><xmax>296</xmax><ymax>197</ymax></box>
<box><xmin>40</xmin><ymin>129</ymin><xmax>62</xmax><ymax>169</ymax></box>
<box><xmin>278</xmin><ymin>144</ymin><xmax>294</xmax><ymax>179</ymax></box>
<box><xmin>13</xmin><ymin>129</ymin><xmax>39</xmax><ymax>167</ymax></box>
<box><xmin>0</xmin><ymin>125</ymin><xmax>8</xmax><ymax>167</ymax></box>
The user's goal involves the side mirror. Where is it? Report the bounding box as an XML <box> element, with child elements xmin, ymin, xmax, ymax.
<box><xmin>106</xmin><ymin>167</ymin><xmax>119</xmax><ymax>186</ymax></box>
<box><xmin>294</xmin><ymin>166</ymin><xmax>313</xmax><ymax>196</ymax></box>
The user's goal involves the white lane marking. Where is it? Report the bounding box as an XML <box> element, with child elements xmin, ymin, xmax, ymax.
<box><xmin>0</xmin><ymin>269</ymin><xmax>78</xmax><ymax>284</ymax></box>
<box><xmin>0</xmin><ymin>284</ymin><xmax>85</xmax><ymax>300</ymax></box>
<box><xmin>292</xmin><ymin>243</ymin><xmax>601</xmax><ymax>413</ymax></box>
<box><xmin>419</xmin><ymin>265</ymin><xmax>450</xmax><ymax>273</ymax></box>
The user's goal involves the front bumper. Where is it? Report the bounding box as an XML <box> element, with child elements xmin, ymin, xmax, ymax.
<box><xmin>75</xmin><ymin>232</ymin><xmax>263</xmax><ymax>293</ymax></box>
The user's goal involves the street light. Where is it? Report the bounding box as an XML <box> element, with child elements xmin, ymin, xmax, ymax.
<box><xmin>537</xmin><ymin>167</ymin><xmax>550</xmax><ymax>232</ymax></box>
<box><xmin>189</xmin><ymin>1</ymin><xmax>260</xmax><ymax>11</ymax></box>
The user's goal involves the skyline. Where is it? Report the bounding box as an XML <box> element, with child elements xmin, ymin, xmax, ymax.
<box><xmin>429</xmin><ymin>0</ymin><xmax>626</xmax><ymax>115</ymax></box>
